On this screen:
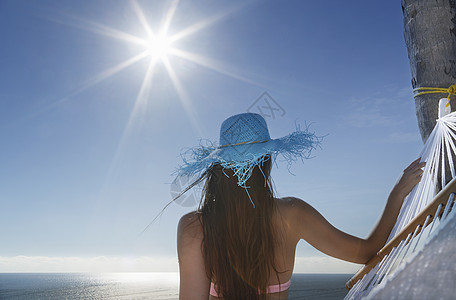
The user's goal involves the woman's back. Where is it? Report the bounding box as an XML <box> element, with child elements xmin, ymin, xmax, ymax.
<box><xmin>175</xmin><ymin>113</ymin><xmax>424</xmax><ymax>299</ymax></box>
<box><xmin>179</xmin><ymin>196</ymin><xmax>313</xmax><ymax>299</ymax></box>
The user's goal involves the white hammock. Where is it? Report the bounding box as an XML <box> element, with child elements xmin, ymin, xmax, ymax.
<box><xmin>345</xmin><ymin>111</ymin><xmax>456</xmax><ymax>299</ymax></box>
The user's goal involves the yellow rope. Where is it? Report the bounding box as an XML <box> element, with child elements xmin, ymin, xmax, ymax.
<box><xmin>218</xmin><ymin>139</ymin><xmax>269</xmax><ymax>149</ymax></box>
<box><xmin>413</xmin><ymin>84</ymin><xmax>456</xmax><ymax>107</ymax></box>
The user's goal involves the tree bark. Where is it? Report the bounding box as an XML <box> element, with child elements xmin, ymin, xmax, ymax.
<box><xmin>402</xmin><ymin>0</ymin><xmax>456</xmax><ymax>143</ymax></box>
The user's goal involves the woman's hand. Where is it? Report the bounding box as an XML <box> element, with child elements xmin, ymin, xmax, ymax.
<box><xmin>391</xmin><ymin>158</ymin><xmax>426</xmax><ymax>199</ymax></box>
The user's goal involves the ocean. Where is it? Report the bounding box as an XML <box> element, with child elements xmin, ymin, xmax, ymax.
<box><xmin>0</xmin><ymin>273</ymin><xmax>352</xmax><ymax>299</ymax></box>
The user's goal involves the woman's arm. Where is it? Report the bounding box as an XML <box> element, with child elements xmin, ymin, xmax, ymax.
<box><xmin>292</xmin><ymin>158</ymin><xmax>425</xmax><ymax>264</ymax></box>
<box><xmin>177</xmin><ymin>212</ymin><xmax>210</xmax><ymax>300</ymax></box>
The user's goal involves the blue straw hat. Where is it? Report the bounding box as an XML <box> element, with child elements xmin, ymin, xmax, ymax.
<box><xmin>171</xmin><ymin>113</ymin><xmax>321</xmax><ymax>206</ymax></box>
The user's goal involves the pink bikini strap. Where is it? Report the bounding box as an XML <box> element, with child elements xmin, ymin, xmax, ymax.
<box><xmin>266</xmin><ymin>279</ymin><xmax>291</xmax><ymax>293</ymax></box>
<box><xmin>210</xmin><ymin>280</ymin><xmax>291</xmax><ymax>297</ymax></box>
<box><xmin>210</xmin><ymin>282</ymin><xmax>218</xmax><ymax>296</ymax></box>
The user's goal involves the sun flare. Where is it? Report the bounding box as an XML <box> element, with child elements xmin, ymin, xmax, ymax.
<box><xmin>145</xmin><ymin>34</ymin><xmax>172</xmax><ymax>59</ymax></box>
<box><xmin>51</xmin><ymin>0</ymin><xmax>247</xmax><ymax>147</ymax></box>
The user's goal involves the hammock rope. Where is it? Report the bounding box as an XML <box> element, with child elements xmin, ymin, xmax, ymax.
<box><xmin>345</xmin><ymin>110</ymin><xmax>456</xmax><ymax>299</ymax></box>
<box><xmin>413</xmin><ymin>83</ymin><xmax>456</xmax><ymax>107</ymax></box>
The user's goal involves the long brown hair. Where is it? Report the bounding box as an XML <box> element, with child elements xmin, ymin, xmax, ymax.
<box><xmin>198</xmin><ymin>156</ymin><xmax>279</xmax><ymax>299</ymax></box>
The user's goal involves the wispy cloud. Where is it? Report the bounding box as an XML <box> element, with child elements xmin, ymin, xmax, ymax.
<box><xmin>0</xmin><ymin>256</ymin><xmax>178</xmax><ymax>273</ymax></box>
<box><xmin>344</xmin><ymin>96</ymin><xmax>399</xmax><ymax>128</ymax></box>
<box><xmin>381</xmin><ymin>131</ymin><xmax>422</xmax><ymax>144</ymax></box>
<box><xmin>343</xmin><ymin>87</ymin><xmax>415</xmax><ymax>128</ymax></box>
<box><xmin>0</xmin><ymin>255</ymin><xmax>359</xmax><ymax>273</ymax></box>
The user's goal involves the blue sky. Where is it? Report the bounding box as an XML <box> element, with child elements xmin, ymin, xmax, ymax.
<box><xmin>0</xmin><ymin>0</ymin><xmax>423</xmax><ymax>273</ymax></box>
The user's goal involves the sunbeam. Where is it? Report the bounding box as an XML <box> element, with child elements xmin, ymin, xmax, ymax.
<box><xmin>130</xmin><ymin>0</ymin><xmax>155</xmax><ymax>39</ymax></box>
<box><xmin>99</xmin><ymin>57</ymin><xmax>158</xmax><ymax>198</ymax></box>
<box><xmin>71</xmin><ymin>51</ymin><xmax>150</xmax><ymax>101</ymax></box>
<box><xmin>12</xmin><ymin>50</ymin><xmax>151</xmax><ymax>128</ymax></box>
<box><xmin>158</xmin><ymin>0</ymin><xmax>179</xmax><ymax>37</ymax></box>
<box><xmin>50</xmin><ymin>12</ymin><xmax>148</xmax><ymax>46</ymax></box>
<box><xmin>162</xmin><ymin>57</ymin><xmax>203</xmax><ymax>136</ymax></box>
<box><xmin>169</xmin><ymin>48</ymin><xmax>264</xmax><ymax>87</ymax></box>
<box><xmin>168</xmin><ymin>2</ymin><xmax>247</xmax><ymax>43</ymax></box>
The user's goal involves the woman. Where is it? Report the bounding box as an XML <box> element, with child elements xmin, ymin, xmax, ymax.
<box><xmin>175</xmin><ymin>113</ymin><xmax>424</xmax><ymax>299</ymax></box>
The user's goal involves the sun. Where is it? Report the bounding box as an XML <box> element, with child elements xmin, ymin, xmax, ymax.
<box><xmin>50</xmin><ymin>0</ymin><xmax>247</xmax><ymax>138</ymax></box>
<box><xmin>145</xmin><ymin>34</ymin><xmax>172</xmax><ymax>60</ymax></box>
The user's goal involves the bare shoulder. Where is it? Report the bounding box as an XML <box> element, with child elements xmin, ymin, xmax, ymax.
<box><xmin>275</xmin><ymin>196</ymin><xmax>314</xmax><ymax>216</ymax></box>
<box><xmin>275</xmin><ymin>197</ymin><xmax>320</xmax><ymax>234</ymax></box>
<box><xmin>177</xmin><ymin>211</ymin><xmax>203</xmax><ymax>241</ymax></box>
<box><xmin>177</xmin><ymin>211</ymin><xmax>210</xmax><ymax>298</ymax></box>
<box><xmin>178</xmin><ymin>211</ymin><xmax>200</xmax><ymax>227</ymax></box>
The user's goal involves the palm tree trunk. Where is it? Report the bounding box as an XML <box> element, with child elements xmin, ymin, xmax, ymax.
<box><xmin>402</xmin><ymin>0</ymin><xmax>456</xmax><ymax>143</ymax></box>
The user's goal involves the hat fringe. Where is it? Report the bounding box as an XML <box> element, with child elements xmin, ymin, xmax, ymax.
<box><xmin>276</xmin><ymin>124</ymin><xmax>323</xmax><ymax>167</ymax></box>
<box><xmin>176</xmin><ymin>139</ymin><xmax>217</xmax><ymax>177</ymax></box>
<box><xmin>174</xmin><ymin>124</ymin><xmax>322</xmax><ymax>191</ymax></box>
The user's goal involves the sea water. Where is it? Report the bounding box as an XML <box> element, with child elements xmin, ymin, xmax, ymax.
<box><xmin>0</xmin><ymin>273</ymin><xmax>351</xmax><ymax>299</ymax></box>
